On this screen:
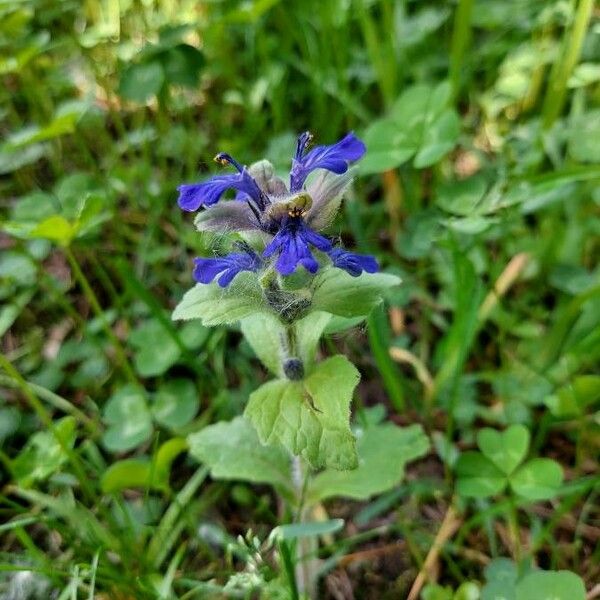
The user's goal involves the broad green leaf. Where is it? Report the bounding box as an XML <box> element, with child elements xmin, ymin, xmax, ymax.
<box><xmin>270</xmin><ymin>519</ymin><xmax>344</xmax><ymax>542</ymax></box>
<box><xmin>172</xmin><ymin>273</ymin><xmax>267</xmax><ymax>325</ymax></box>
<box><xmin>119</xmin><ymin>61</ymin><xmax>165</xmax><ymax>102</ymax></box>
<box><xmin>359</xmin><ymin>81</ymin><xmax>460</xmax><ymax>174</ymax></box>
<box><xmin>481</xmin><ymin>558</ymin><xmax>518</xmax><ymax>600</ymax></box>
<box><xmin>245</xmin><ymin>355</ymin><xmax>360</xmax><ymax>470</ymax></box>
<box><xmin>130</xmin><ymin>319</ymin><xmax>181</xmax><ymax>377</ymax></box>
<box><xmin>29</xmin><ymin>215</ymin><xmax>75</xmax><ymax>246</ymax></box>
<box><xmin>101</xmin><ymin>459</ymin><xmax>158</xmax><ymax>493</ymax></box>
<box><xmin>509</xmin><ymin>458</ymin><xmax>563</xmax><ymax>500</ymax></box>
<box><xmin>240</xmin><ymin>312</ymin><xmax>285</xmax><ymax>376</ymax></box>
<box><xmin>311</xmin><ymin>268</ymin><xmax>401</xmax><ymax>318</ymax></box>
<box><xmin>323</xmin><ymin>315</ymin><xmax>366</xmax><ymax>334</ymax></box>
<box><xmin>360</xmin><ymin>118</ymin><xmax>416</xmax><ymax>175</ymax></box>
<box><xmin>100</xmin><ymin>438</ymin><xmax>187</xmax><ymax>493</ymax></box>
<box><xmin>11</xmin><ymin>416</ymin><xmax>77</xmax><ymax>487</ymax></box>
<box><xmin>294</xmin><ymin>311</ymin><xmax>331</xmax><ymax>368</ymax></box>
<box><xmin>414</xmin><ymin>109</ymin><xmax>461</xmax><ymax>168</ymax></box>
<box><xmin>187</xmin><ymin>417</ymin><xmax>292</xmax><ymax>493</ymax></box>
<box><xmin>422</xmin><ymin>584</ymin><xmax>453</xmax><ymax>600</ymax></box>
<box><xmin>0</xmin><ymin>143</ymin><xmax>47</xmax><ymax>175</ymax></box>
<box><xmin>102</xmin><ymin>385</ymin><xmax>153</xmax><ymax>452</ymax></box>
<box><xmin>152</xmin><ymin>379</ymin><xmax>199</xmax><ymax>429</ymax></box>
<box><xmin>454</xmin><ymin>582</ymin><xmax>481</xmax><ymax>600</ymax></box>
<box><xmin>545</xmin><ymin>375</ymin><xmax>600</xmax><ymax>418</ymax></box>
<box><xmin>477</xmin><ymin>425</ymin><xmax>530</xmax><ymax>476</ymax></box>
<box><xmin>455</xmin><ymin>452</ymin><xmax>506</xmax><ymax>498</ymax></box>
<box><xmin>515</xmin><ymin>570</ymin><xmax>585</xmax><ymax>600</ymax></box>
<box><xmin>162</xmin><ymin>44</ymin><xmax>204</xmax><ymax>87</ymax></box>
<box><xmin>308</xmin><ymin>423</ymin><xmax>429</xmax><ymax>502</ymax></box>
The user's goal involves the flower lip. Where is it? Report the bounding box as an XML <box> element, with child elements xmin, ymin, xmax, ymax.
<box><xmin>193</xmin><ymin>247</ymin><xmax>261</xmax><ymax>287</ymax></box>
<box><xmin>289</xmin><ymin>131</ymin><xmax>366</xmax><ymax>192</ymax></box>
<box><xmin>328</xmin><ymin>248</ymin><xmax>378</xmax><ymax>277</ymax></box>
<box><xmin>263</xmin><ymin>217</ymin><xmax>332</xmax><ymax>275</ymax></box>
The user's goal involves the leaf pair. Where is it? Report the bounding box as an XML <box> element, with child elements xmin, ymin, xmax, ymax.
<box><xmin>455</xmin><ymin>424</ymin><xmax>563</xmax><ymax>500</ymax></box>
<box><xmin>188</xmin><ymin>414</ymin><xmax>429</xmax><ymax>499</ymax></box>
<box><xmin>172</xmin><ymin>268</ymin><xmax>402</xmax><ymax>327</ymax></box>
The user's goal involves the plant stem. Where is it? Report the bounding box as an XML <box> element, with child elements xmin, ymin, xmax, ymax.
<box><xmin>291</xmin><ymin>455</ymin><xmax>317</xmax><ymax>599</ymax></box>
<box><xmin>541</xmin><ymin>0</ymin><xmax>594</xmax><ymax>128</ymax></box>
<box><xmin>64</xmin><ymin>246</ymin><xmax>138</xmax><ymax>385</ymax></box>
<box><xmin>449</xmin><ymin>0</ymin><xmax>475</xmax><ymax>100</ymax></box>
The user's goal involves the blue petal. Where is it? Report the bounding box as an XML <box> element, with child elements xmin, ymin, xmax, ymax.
<box><xmin>290</xmin><ymin>132</ymin><xmax>366</xmax><ymax>192</ymax></box>
<box><xmin>329</xmin><ymin>248</ymin><xmax>378</xmax><ymax>277</ymax></box>
<box><xmin>192</xmin><ymin>251</ymin><xmax>261</xmax><ymax>287</ymax></box>
<box><xmin>178</xmin><ymin>170</ymin><xmax>263</xmax><ymax>212</ymax></box>
<box><xmin>263</xmin><ymin>221</ymin><xmax>331</xmax><ymax>275</ymax></box>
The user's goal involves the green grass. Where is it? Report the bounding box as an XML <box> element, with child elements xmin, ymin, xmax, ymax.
<box><xmin>1</xmin><ymin>0</ymin><xmax>599</xmax><ymax>598</ymax></box>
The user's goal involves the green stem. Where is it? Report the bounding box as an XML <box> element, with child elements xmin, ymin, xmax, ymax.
<box><xmin>449</xmin><ymin>0</ymin><xmax>475</xmax><ymax>100</ymax></box>
<box><xmin>0</xmin><ymin>375</ymin><xmax>97</xmax><ymax>434</ymax></box>
<box><xmin>64</xmin><ymin>247</ymin><xmax>138</xmax><ymax>385</ymax></box>
<box><xmin>541</xmin><ymin>0</ymin><xmax>594</xmax><ymax>128</ymax></box>
<box><xmin>507</xmin><ymin>496</ymin><xmax>522</xmax><ymax>561</ymax></box>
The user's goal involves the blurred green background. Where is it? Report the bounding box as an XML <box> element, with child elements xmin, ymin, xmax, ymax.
<box><xmin>1</xmin><ymin>0</ymin><xmax>599</xmax><ymax>598</ymax></box>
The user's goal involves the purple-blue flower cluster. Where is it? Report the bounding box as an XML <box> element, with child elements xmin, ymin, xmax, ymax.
<box><xmin>178</xmin><ymin>132</ymin><xmax>378</xmax><ymax>286</ymax></box>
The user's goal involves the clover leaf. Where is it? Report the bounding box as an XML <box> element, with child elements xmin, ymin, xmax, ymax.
<box><xmin>456</xmin><ymin>424</ymin><xmax>563</xmax><ymax>500</ymax></box>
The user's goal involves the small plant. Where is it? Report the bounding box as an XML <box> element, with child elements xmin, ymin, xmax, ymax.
<box><xmin>173</xmin><ymin>131</ymin><xmax>404</xmax><ymax>471</ymax></box>
<box><xmin>173</xmin><ymin>132</ymin><xmax>428</xmax><ymax>594</ymax></box>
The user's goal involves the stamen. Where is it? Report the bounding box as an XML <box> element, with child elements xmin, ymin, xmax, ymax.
<box><xmin>214</xmin><ymin>152</ymin><xmax>245</xmax><ymax>174</ymax></box>
<box><xmin>287</xmin><ymin>206</ymin><xmax>305</xmax><ymax>218</ymax></box>
<box><xmin>295</xmin><ymin>131</ymin><xmax>313</xmax><ymax>160</ymax></box>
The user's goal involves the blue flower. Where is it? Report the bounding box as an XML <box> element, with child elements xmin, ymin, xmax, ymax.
<box><xmin>178</xmin><ymin>154</ymin><xmax>264</xmax><ymax>212</ymax></box>
<box><xmin>290</xmin><ymin>132</ymin><xmax>366</xmax><ymax>192</ymax></box>
<box><xmin>193</xmin><ymin>249</ymin><xmax>261</xmax><ymax>287</ymax></box>
<box><xmin>180</xmin><ymin>131</ymin><xmax>372</xmax><ymax>282</ymax></box>
<box><xmin>263</xmin><ymin>219</ymin><xmax>332</xmax><ymax>275</ymax></box>
<box><xmin>328</xmin><ymin>248</ymin><xmax>378</xmax><ymax>277</ymax></box>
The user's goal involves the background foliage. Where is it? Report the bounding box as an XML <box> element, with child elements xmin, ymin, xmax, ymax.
<box><xmin>1</xmin><ymin>0</ymin><xmax>599</xmax><ymax>598</ymax></box>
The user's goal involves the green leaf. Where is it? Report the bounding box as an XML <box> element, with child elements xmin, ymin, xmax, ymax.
<box><xmin>187</xmin><ymin>416</ymin><xmax>292</xmax><ymax>493</ymax></box>
<box><xmin>515</xmin><ymin>570</ymin><xmax>585</xmax><ymax>600</ymax></box>
<box><xmin>509</xmin><ymin>458</ymin><xmax>563</xmax><ymax>500</ymax></box>
<box><xmin>102</xmin><ymin>385</ymin><xmax>153</xmax><ymax>452</ymax></box>
<box><xmin>308</xmin><ymin>423</ymin><xmax>429</xmax><ymax>501</ymax></box>
<box><xmin>294</xmin><ymin>311</ymin><xmax>331</xmax><ymax>368</ymax></box>
<box><xmin>240</xmin><ymin>312</ymin><xmax>285</xmax><ymax>376</ymax></box>
<box><xmin>161</xmin><ymin>44</ymin><xmax>204</xmax><ymax>87</ymax></box>
<box><xmin>245</xmin><ymin>355</ymin><xmax>360</xmax><ymax>470</ymax></box>
<box><xmin>100</xmin><ymin>438</ymin><xmax>187</xmax><ymax>493</ymax></box>
<box><xmin>152</xmin><ymin>379</ymin><xmax>199</xmax><ymax>429</ymax></box>
<box><xmin>29</xmin><ymin>215</ymin><xmax>75</xmax><ymax>246</ymax></box>
<box><xmin>311</xmin><ymin>268</ymin><xmax>401</xmax><ymax>318</ymax></box>
<box><xmin>119</xmin><ymin>61</ymin><xmax>165</xmax><ymax>102</ymax></box>
<box><xmin>172</xmin><ymin>273</ymin><xmax>267</xmax><ymax>325</ymax></box>
<box><xmin>544</xmin><ymin>375</ymin><xmax>600</xmax><ymax>418</ymax></box>
<box><xmin>130</xmin><ymin>319</ymin><xmax>181</xmax><ymax>377</ymax></box>
<box><xmin>270</xmin><ymin>519</ymin><xmax>344</xmax><ymax>541</ymax></box>
<box><xmin>422</xmin><ymin>584</ymin><xmax>454</xmax><ymax>600</ymax></box>
<box><xmin>359</xmin><ymin>81</ymin><xmax>460</xmax><ymax>174</ymax></box>
<box><xmin>455</xmin><ymin>452</ymin><xmax>507</xmax><ymax>498</ymax></box>
<box><xmin>101</xmin><ymin>459</ymin><xmax>158</xmax><ymax>493</ymax></box>
<box><xmin>477</xmin><ymin>425</ymin><xmax>530</xmax><ymax>476</ymax></box>
<box><xmin>11</xmin><ymin>417</ymin><xmax>77</xmax><ymax>487</ymax></box>
<box><xmin>481</xmin><ymin>558</ymin><xmax>518</xmax><ymax>600</ymax></box>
